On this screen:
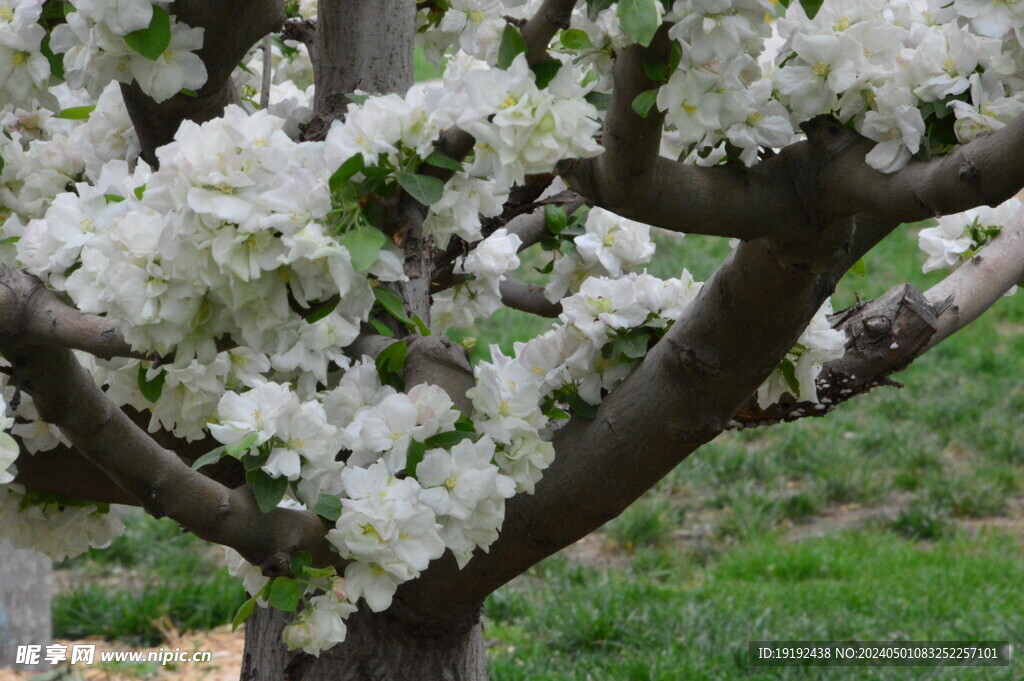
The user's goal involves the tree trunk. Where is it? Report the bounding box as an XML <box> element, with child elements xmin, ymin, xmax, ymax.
<box><xmin>240</xmin><ymin>603</ymin><xmax>488</xmax><ymax>681</ymax></box>
<box><xmin>0</xmin><ymin>541</ymin><xmax>52</xmax><ymax>672</ymax></box>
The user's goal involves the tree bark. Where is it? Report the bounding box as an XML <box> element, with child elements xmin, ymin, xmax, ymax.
<box><xmin>241</xmin><ymin>604</ymin><xmax>488</xmax><ymax>681</ymax></box>
<box><xmin>0</xmin><ymin>542</ymin><xmax>52</xmax><ymax>672</ymax></box>
<box><xmin>306</xmin><ymin>0</ymin><xmax>415</xmax><ymax>139</ymax></box>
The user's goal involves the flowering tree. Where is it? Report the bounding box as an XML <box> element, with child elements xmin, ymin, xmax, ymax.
<box><xmin>1</xmin><ymin>0</ymin><xmax>1023</xmax><ymax>678</ymax></box>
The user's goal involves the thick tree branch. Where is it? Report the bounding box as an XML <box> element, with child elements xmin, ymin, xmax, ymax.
<box><xmin>521</xmin><ymin>0</ymin><xmax>577</xmax><ymax>65</ymax></box>
<box><xmin>564</xmin><ymin>113</ymin><xmax>1024</xmax><ymax>243</ymax></box>
<box><xmin>403</xmin><ymin>221</ymin><xmax>856</xmax><ymax>619</ymax></box>
<box><xmin>13</xmin><ymin>442</ymin><xmax>137</xmax><ymax>505</ymax></box>
<box><xmin>499</xmin><ymin>279</ymin><xmax>561</xmax><ymax>317</ymax></box>
<box><xmin>122</xmin><ymin>0</ymin><xmax>286</xmax><ymax>163</ymax></box>
<box><xmin>820</xmin><ymin>114</ymin><xmax>1024</xmax><ymax>226</ymax></box>
<box><xmin>9</xmin><ymin>345</ymin><xmax>339</xmax><ymax>573</ymax></box>
<box><xmin>588</xmin><ymin>25</ymin><xmax>671</xmax><ymax>212</ymax></box>
<box><xmin>0</xmin><ymin>267</ymin><xmax>143</xmax><ymax>359</ymax></box>
<box><xmin>733</xmin><ymin>208</ymin><xmax>1024</xmax><ymax>426</ymax></box>
<box><xmin>306</xmin><ymin>0</ymin><xmax>415</xmax><ymax>139</ymax></box>
<box><xmin>0</xmin><ymin>271</ymin><xmax>338</xmax><ymax>574</ymax></box>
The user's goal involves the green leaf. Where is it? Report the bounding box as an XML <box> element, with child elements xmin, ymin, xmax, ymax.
<box><xmin>531</xmin><ymin>59</ymin><xmax>562</xmax><ymax>89</ymax></box>
<box><xmin>226</xmin><ymin>432</ymin><xmax>259</xmax><ymax>459</ymax></box>
<box><xmin>585</xmin><ymin>91</ymin><xmax>612</xmax><ymax>111</ymax></box>
<box><xmin>779</xmin><ymin>358</ymin><xmax>801</xmax><ymax>395</ymax></box>
<box><xmin>242</xmin><ymin>448</ymin><xmax>270</xmax><ymax>472</ymax></box>
<box><xmin>454</xmin><ymin>413</ymin><xmax>476</xmax><ymax>432</ymax></box>
<box><xmin>411</xmin><ymin>314</ymin><xmax>431</xmax><ymax>337</ymax></box>
<box><xmin>615</xmin><ymin>331</ymin><xmax>650</xmax><ymax>359</ymax></box>
<box><xmin>55</xmin><ymin>105</ymin><xmax>95</xmax><ymax>120</ymax></box>
<box><xmin>560</xmin><ymin>28</ymin><xmax>594</xmax><ymax>51</ymax></box>
<box><xmin>303</xmin><ymin>566</ymin><xmax>338</xmax><ymax>581</ymax></box>
<box><xmin>191</xmin><ymin>445</ymin><xmax>227</xmax><ymax>471</ymax></box>
<box><xmin>566</xmin><ymin>391</ymin><xmax>598</xmax><ymax>420</ymax></box>
<box><xmin>253</xmin><ymin>470</ymin><xmax>289</xmax><ymax>514</ymax></box>
<box><xmin>338</xmin><ymin>226</ymin><xmax>386</xmax><ymax>272</ymax></box>
<box><xmin>373</xmin><ymin>287</ymin><xmax>413</xmax><ymax>325</ymax></box>
<box><xmin>405</xmin><ymin>439</ymin><xmax>427</xmax><ymax>478</ymax></box>
<box><xmin>643</xmin><ymin>62</ymin><xmax>667</xmax><ymax>83</ymax></box>
<box><xmin>123</xmin><ymin>6</ymin><xmax>171</xmax><ymax>61</ymax></box>
<box><xmin>545</xmin><ymin>204</ymin><xmax>568</xmax><ymax>234</ymax></box>
<box><xmin>534</xmin><ymin>260</ymin><xmax>555</xmax><ymax>274</ymax></box>
<box><xmin>103</xmin><ymin>193</ymin><xmax>125</xmax><ymax>204</ymax></box>
<box><xmin>667</xmin><ymin>40</ymin><xmax>683</xmax><ymax>73</ymax></box>
<box><xmin>631</xmin><ymin>89</ymin><xmax>660</xmax><ymax>118</ymax></box>
<box><xmin>268</xmin><ymin>577</ymin><xmax>303</xmax><ymax>613</ymax></box>
<box><xmin>850</xmin><ymin>258</ymin><xmax>867</xmax><ymax>277</ymax></box>
<box><xmin>40</xmin><ymin>36</ymin><xmax>64</xmax><ymax>79</ymax></box>
<box><xmin>290</xmin><ymin>551</ymin><xmax>313</xmax><ymax>577</ymax></box>
<box><xmin>375</xmin><ymin>339</ymin><xmax>408</xmax><ymax>383</ymax></box>
<box><xmin>304</xmin><ymin>297</ymin><xmax>340</xmax><ymax>324</ymax></box>
<box><xmin>347</xmin><ymin>93</ymin><xmax>370</xmax><ymax>106</ymax></box>
<box><xmin>544</xmin><ymin>407</ymin><xmax>570</xmax><ymax>420</ymax></box>
<box><xmin>423</xmin><ymin>430</ymin><xmax>474</xmax><ymax>448</ymax></box>
<box><xmin>798</xmin><ymin>0</ymin><xmax>824</xmax><ymax>19</ymax></box>
<box><xmin>137</xmin><ymin>364</ymin><xmax>166</xmax><ymax>403</ymax></box>
<box><xmin>134</xmin><ymin>184</ymin><xmax>146</xmax><ymax>199</ymax></box>
<box><xmin>424</xmin><ymin>151</ymin><xmax>463</xmax><ymax>172</ymax></box>
<box><xmin>313</xmin><ymin>494</ymin><xmax>343</xmax><ymax>522</ymax></box>
<box><xmin>232</xmin><ymin>595</ymin><xmax>258</xmax><ymax>631</ymax></box>
<box><xmin>329</xmin><ymin>153</ymin><xmax>365</xmax><ymax>193</ymax></box>
<box><xmin>617</xmin><ymin>0</ymin><xmax>660</xmax><ymax>47</ymax></box>
<box><xmin>369</xmin><ymin>317</ymin><xmax>396</xmax><ymax>337</ymax></box>
<box><xmin>497</xmin><ymin>24</ymin><xmax>527</xmax><ymax>69</ymax></box>
<box><xmin>395</xmin><ymin>172</ymin><xmax>444</xmax><ymax>206</ymax></box>
<box><xmin>180</xmin><ymin>88</ymin><xmax>198</xmax><ymax>98</ymax></box>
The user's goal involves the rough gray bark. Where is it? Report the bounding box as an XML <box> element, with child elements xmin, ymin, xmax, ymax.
<box><xmin>0</xmin><ymin>542</ymin><xmax>51</xmax><ymax>672</ymax></box>
<box><xmin>241</xmin><ymin>604</ymin><xmax>487</xmax><ymax>681</ymax></box>
<box><xmin>306</xmin><ymin>0</ymin><xmax>415</xmax><ymax>138</ymax></box>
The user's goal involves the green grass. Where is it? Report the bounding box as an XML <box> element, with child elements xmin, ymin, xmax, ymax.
<box><xmin>53</xmin><ymin>509</ymin><xmax>246</xmax><ymax>645</ymax></box>
<box><xmin>485</xmin><ymin>529</ymin><xmax>1024</xmax><ymax>680</ymax></box>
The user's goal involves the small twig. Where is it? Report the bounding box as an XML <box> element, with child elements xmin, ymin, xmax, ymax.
<box><xmin>260</xmin><ymin>34</ymin><xmax>273</xmax><ymax>110</ymax></box>
<box><xmin>280</xmin><ymin>17</ymin><xmax>316</xmax><ymax>50</ymax></box>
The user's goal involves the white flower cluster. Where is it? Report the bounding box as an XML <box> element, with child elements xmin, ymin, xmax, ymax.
<box><xmin>416</xmin><ymin>0</ymin><xmax>534</xmax><ymax>64</ymax></box>
<box><xmin>1</xmin><ymin>80</ymin><xmax>139</xmax><ymax>232</ymax></box>
<box><xmin>0</xmin><ymin>396</ymin><xmax>17</xmax><ymax>484</ymax></box>
<box><xmin>52</xmin><ymin>0</ymin><xmax>207</xmax><ymax>102</ymax></box>
<box><xmin>773</xmin><ymin>0</ymin><xmax>1024</xmax><ymax>172</ymax></box>
<box><xmin>431</xmin><ymin>228</ymin><xmax>522</xmax><ymax>332</ymax></box>
<box><xmin>0</xmin><ymin>483</ymin><xmax>126</xmax><ymax>560</ymax></box>
<box><xmin>209</xmin><ymin>361</ymin><xmax>516</xmax><ymax>641</ymax></box>
<box><xmin>0</xmin><ymin>0</ymin><xmax>52</xmax><ymax>108</ymax></box>
<box><xmin>917</xmin><ymin>196</ymin><xmax>1021</xmax><ymax>296</ymax></box>
<box><xmin>562</xmin><ymin>0</ymin><xmax>1024</xmax><ymax>173</ymax></box>
<box><xmin>545</xmin><ymin>207</ymin><xmax>657</xmax><ymax>303</ymax></box>
<box><xmin>18</xmin><ymin>107</ymin><xmax>392</xmax><ymax>376</ymax></box>
<box><xmin>454</xmin><ymin>54</ymin><xmax>603</xmax><ymax>189</ymax></box>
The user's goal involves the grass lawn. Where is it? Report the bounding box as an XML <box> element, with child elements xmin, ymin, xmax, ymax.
<box><xmin>53</xmin><ymin>222</ymin><xmax>1023</xmax><ymax>679</ymax></box>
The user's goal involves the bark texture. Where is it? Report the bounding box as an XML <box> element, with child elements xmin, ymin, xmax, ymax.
<box><xmin>241</xmin><ymin>605</ymin><xmax>487</xmax><ymax>681</ymax></box>
<box><xmin>306</xmin><ymin>0</ymin><xmax>415</xmax><ymax>138</ymax></box>
<box><xmin>0</xmin><ymin>543</ymin><xmax>51</xmax><ymax>672</ymax></box>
